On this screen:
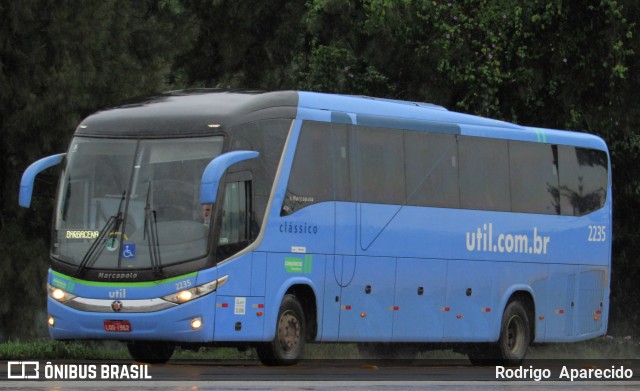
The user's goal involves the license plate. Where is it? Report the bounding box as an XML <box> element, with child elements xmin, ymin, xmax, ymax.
<box><xmin>104</xmin><ymin>320</ymin><xmax>131</xmax><ymax>332</ymax></box>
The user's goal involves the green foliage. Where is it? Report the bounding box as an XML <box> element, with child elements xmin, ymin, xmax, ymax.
<box><xmin>0</xmin><ymin>340</ymin><xmax>251</xmax><ymax>360</ymax></box>
<box><xmin>176</xmin><ymin>0</ymin><xmax>307</xmax><ymax>89</ymax></box>
<box><xmin>0</xmin><ymin>0</ymin><xmax>198</xmax><ymax>339</ymax></box>
<box><xmin>295</xmin><ymin>42</ymin><xmax>392</xmax><ymax>94</ymax></box>
<box><xmin>528</xmin><ymin>336</ymin><xmax>640</xmax><ymax>359</ymax></box>
<box><xmin>2</xmin><ymin>339</ymin><xmax>636</xmax><ymax>360</ymax></box>
<box><xmin>0</xmin><ymin>341</ymin><xmax>128</xmax><ymax>360</ymax></box>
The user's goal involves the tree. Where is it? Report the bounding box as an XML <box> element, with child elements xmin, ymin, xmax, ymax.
<box><xmin>177</xmin><ymin>0</ymin><xmax>307</xmax><ymax>89</ymax></box>
<box><xmin>0</xmin><ymin>0</ymin><xmax>197</xmax><ymax>339</ymax></box>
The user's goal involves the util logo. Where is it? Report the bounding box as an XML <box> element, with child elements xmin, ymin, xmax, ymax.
<box><xmin>108</xmin><ymin>288</ymin><xmax>126</xmax><ymax>299</ymax></box>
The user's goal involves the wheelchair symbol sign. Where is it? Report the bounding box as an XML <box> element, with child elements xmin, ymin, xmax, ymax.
<box><xmin>122</xmin><ymin>244</ymin><xmax>136</xmax><ymax>259</ymax></box>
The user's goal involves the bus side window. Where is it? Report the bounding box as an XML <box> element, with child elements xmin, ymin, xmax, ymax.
<box><xmin>558</xmin><ymin>146</ymin><xmax>608</xmax><ymax>216</ymax></box>
<box><xmin>282</xmin><ymin>121</ymin><xmax>336</xmax><ymax>215</ymax></box>
<box><xmin>404</xmin><ymin>131</ymin><xmax>459</xmax><ymax>208</ymax></box>
<box><xmin>509</xmin><ymin>141</ymin><xmax>560</xmax><ymax>215</ymax></box>
<box><xmin>353</xmin><ymin>126</ymin><xmax>405</xmax><ymax>205</ymax></box>
<box><xmin>217</xmin><ymin>179</ymin><xmax>252</xmax><ymax>260</ymax></box>
<box><xmin>458</xmin><ymin>136</ymin><xmax>511</xmax><ymax>212</ymax></box>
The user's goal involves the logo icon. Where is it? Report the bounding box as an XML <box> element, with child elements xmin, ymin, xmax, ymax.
<box><xmin>111</xmin><ymin>301</ymin><xmax>123</xmax><ymax>312</ymax></box>
<box><xmin>106</xmin><ymin>237</ymin><xmax>119</xmax><ymax>252</ymax></box>
<box><xmin>7</xmin><ymin>361</ymin><xmax>40</xmax><ymax>379</ymax></box>
<box><xmin>122</xmin><ymin>244</ymin><xmax>136</xmax><ymax>259</ymax></box>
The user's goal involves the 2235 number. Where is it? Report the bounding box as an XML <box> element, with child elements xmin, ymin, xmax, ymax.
<box><xmin>175</xmin><ymin>280</ymin><xmax>192</xmax><ymax>290</ymax></box>
<box><xmin>588</xmin><ymin>225</ymin><xmax>606</xmax><ymax>242</ymax></box>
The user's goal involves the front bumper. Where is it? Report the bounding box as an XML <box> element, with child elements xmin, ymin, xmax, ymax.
<box><xmin>47</xmin><ymin>293</ymin><xmax>216</xmax><ymax>342</ymax></box>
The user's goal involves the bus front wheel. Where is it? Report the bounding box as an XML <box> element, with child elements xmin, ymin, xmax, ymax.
<box><xmin>257</xmin><ymin>294</ymin><xmax>305</xmax><ymax>366</ymax></box>
<box><xmin>127</xmin><ymin>341</ymin><xmax>175</xmax><ymax>364</ymax></box>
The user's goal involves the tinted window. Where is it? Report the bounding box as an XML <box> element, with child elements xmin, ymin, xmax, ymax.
<box><xmin>404</xmin><ymin>131</ymin><xmax>459</xmax><ymax>208</ymax></box>
<box><xmin>217</xmin><ymin>180</ymin><xmax>251</xmax><ymax>260</ymax></box>
<box><xmin>354</xmin><ymin>126</ymin><xmax>405</xmax><ymax>204</ymax></box>
<box><xmin>283</xmin><ymin>120</ymin><xmax>608</xmax><ymax>218</ymax></box>
<box><xmin>333</xmin><ymin>124</ymin><xmax>351</xmax><ymax>202</ymax></box>
<box><xmin>283</xmin><ymin>121</ymin><xmax>334</xmax><ymax>214</ymax></box>
<box><xmin>458</xmin><ymin>136</ymin><xmax>510</xmax><ymax>211</ymax></box>
<box><xmin>510</xmin><ymin>141</ymin><xmax>560</xmax><ymax>214</ymax></box>
<box><xmin>230</xmin><ymin>119</ymin><xmax>290</xmax><ymax>234</ymax></box>
<box><xmin>558</xmin><ymin>146</ymin><xmax>608</xmax><ymax>216</ymax></box>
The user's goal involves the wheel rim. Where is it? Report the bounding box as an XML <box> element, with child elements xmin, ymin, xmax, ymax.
<box><xmin>277</xmin><ymin>310</ymin><xmax>301</xmax><ymax>353</ymax></box>
<box><xmin>506</xmin><ymin>315</ymin><xmax>526</xmax><ymax>354</ymax></box>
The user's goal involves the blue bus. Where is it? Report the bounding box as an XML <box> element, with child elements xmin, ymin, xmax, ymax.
<box><xmin>20</xmin><ymin>90</ymin><xmax>611</xmax><ymax>365</ymax></box>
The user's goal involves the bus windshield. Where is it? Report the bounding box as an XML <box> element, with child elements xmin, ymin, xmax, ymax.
<box><xmin>53</xmin><ymin>136</ymin><xmax>224</xmax><ymax>272</ymax></box>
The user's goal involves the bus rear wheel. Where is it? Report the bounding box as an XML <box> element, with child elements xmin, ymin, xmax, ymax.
<box><xmin>468</xmin><ymin>300</ymin><xmax>531</xmax><ymax>366</ymax></box>
<box><xmin>498</xmin><ymin>300</ymin><xmax>530</xmax><ymax>365</ymax></box>
<box><xmin>257</xmin><ymin>294</ymin><xmax>305</xmax><ymax>366</ymax></box>
<box><xmin>127</xmin><ymin>341</ymin><xmax>175</xmax><ymax>364</ymax></box>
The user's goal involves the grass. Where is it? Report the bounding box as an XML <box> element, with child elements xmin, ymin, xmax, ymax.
<box><xmin>528</xmin><ymin>336</ymin><xmax>640</xmax><ymax>359</ymax></box>
<box><xmin>0</xmin><ymin>340</ymin><xmax>129</xmax><ymax>360</ymax></box>
<box><xmin>1</xmin><ymin>336</ymin><xmax>637</xmax><ymax>361</ymax></box>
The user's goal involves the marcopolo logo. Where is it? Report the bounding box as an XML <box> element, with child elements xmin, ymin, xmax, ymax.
<box><xmin>466</xmin><ymin>223</ymin><xmax>551</xmax><ymax>255</ymax></box>
<box><xmin>97</xmin><ymin>272</ymin><xmax>138</xmax><ymax>280</ymax></box>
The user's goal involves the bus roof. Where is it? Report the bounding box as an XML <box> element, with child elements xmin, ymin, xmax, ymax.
<box><xmin>76</xmin><ymin>90</ymin><xmax>299</xmax><ymax>138</ymax></box>
<box><xmin>297</xmin><ymin>91</ymin><xmax>607</xmax><ymax>151</ymax></box>
<box><xmin>75</xmin><ymin>89</ymin><xmax>607</xmax><ymax>151</ymax></box>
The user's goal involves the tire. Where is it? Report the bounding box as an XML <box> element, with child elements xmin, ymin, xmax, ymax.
<box><xmin>498</xmin><ymin>300</ymin><xmax>531</xmax><ymax>366</ymax></box>
<box><xmin>467</xmin><ymin>300</ymin><xmax>531</xmax><ymax>366</ymax></box>
<box><xmin>127</xmin><ymin>341</ymin><xmax>175</xmax><ymax>364</ymax></box>
<box><xmin>257</xmin><ymin>294</ymin><xmax>305</xmax><ymax>366</ymax></box>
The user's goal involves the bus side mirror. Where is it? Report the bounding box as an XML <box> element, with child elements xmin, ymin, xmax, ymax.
<box><xmin>200</xmin><ymin>150</ymin><xmax>259</xmax><ymax>204</ymax></box>
<box><xmin>19</xmin><ymin>153</ymin><xmax>66</xmax><ymax>208</ymax></box>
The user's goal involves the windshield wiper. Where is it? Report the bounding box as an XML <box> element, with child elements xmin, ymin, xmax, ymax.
<box><xmin>76</xmin><ymin>191</ymin><xmax>126</xmax><ymax>277</ymax></box>
<box><xmin>144</xmin><ymin>183</ymin><xmax>163</xmax><ymax>277</ymax></box>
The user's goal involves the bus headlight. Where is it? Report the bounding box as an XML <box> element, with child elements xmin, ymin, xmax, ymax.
<box><xmin>162</xmin><ymin>275</ymin><xmax>228</xmax><ymax>304</ymax></box>
<box><xmin>47</xmin><ymin>284</ymin><xmax>77</xmax><ymax>303</ymax></box>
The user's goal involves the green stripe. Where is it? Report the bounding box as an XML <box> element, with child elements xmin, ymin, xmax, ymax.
<box><xmin>305</xmin><ymin>255</ymin><xmax>313</xmax><ymax>273</ymax></box>
<box><xmin>51</xmin><ymin>270</ymin><xmax>198</xmax><ymax>287</ymax></box>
